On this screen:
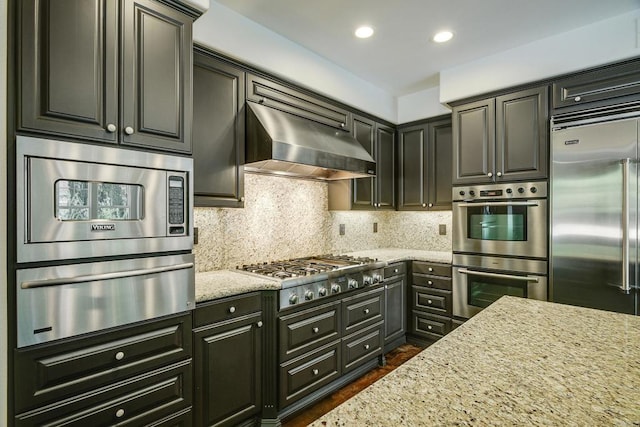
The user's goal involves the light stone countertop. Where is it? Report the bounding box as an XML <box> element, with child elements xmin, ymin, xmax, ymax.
<box><xmin>195</xmin><ymin>248</ymin><xmax>452</xmax><ymax>303</ymax></box>
<box><xmin>195</xmin><ymin>270</ymin><xmax>281</xmax><ymax>303</ymax></box>
<box><xmin>310</xmin><ymin>296</ymin><xmax>640</xmax><ymax>426</ymax></box>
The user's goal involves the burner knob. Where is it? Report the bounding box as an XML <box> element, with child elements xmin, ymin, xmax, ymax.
<box><xmin>506</xmin><ymin>188</ymin><xmax>512</xmax><ymax>194</ymax></box>
<box><xmin>362</xmin><ymin>274</ymin><xmax>372</xmax><ymax>286</ymax></box>
<box><xmin>288</xmin><ymin>294</ymin><xmax>298</xmax><ymax>305</ymax></box>
<box><xmin>347</xmin><ymin>278</ymin><xmax>358</xmax><ymax>289</ymax></box>
<box><xmin>304</xmin><ymin>290</ymin><xmax>314</xmax><ymax>301</ymax></box>
<box><xmin>530</xmin><ymin>186</ymin><xmax>537</xmax><ymax>193</ymax></box>
<box><xmin>331</xmin><ymin>283</ymin><xmax>341</xmax><ymax>294</ymax></box>
<box><xmin>517</xmin><ymin>187</ymin><xmax>525</xmax><ymax>194</ymax></box>
<box><xmin>372</xmin><ymin>273</ymin><xmax>383</xmax><ymax>283</ymax></box>
<box><xmin>458</xmin><ymin>190</ymin><xmax>465</xmax><ymax>196</ymax></box>
<box><xmin>318</xmin><ymin>287</ymin><xmax>327</xmax><ymax>297</ymax></box>
<box><xmin>469</xmin><ymin>190</ymin><xmax>476</xmax><ymax>197</ymax></box>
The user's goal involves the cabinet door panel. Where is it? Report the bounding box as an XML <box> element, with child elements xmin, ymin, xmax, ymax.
<box><xmin>351</xmin><ymin>116</ymin><xmax>375</xmax><ymax>209</ymax></box>
<box><xmin>194</xmin><ymin>312</ymin><xmax>262</xmax><ymax>427</ymax></box>
<box><xmin>428</xmin><ymin>119</ymin><xmax>453</xmax><ymax>209</ymax></box>
<box><xmin>122</xmin><ymin>0</ymin><xmax>192</xmax><ymax>153</ymax></box>
<box><xmin>398</xmin><ymin>125</ymin><xmax>426</xmax><ymax>209</ymax></box>
<box><xmin>376</xmin><ymin>124</ymin><xmax>396</xmax><ymax>210</ymax></box>
<box><xmin>193</xmin><ymin>53</ymin><xmax>245</xmax><ymax>207</ymax></box>
<box><xmin>384</xmin><ymin>277</ymin><xmax>406</xmax><ymax>344</ymax></box>
<box><xmin>19</xmin><ymin>0</ymin><xmax>118</xmax><ymax>142</ymax></box>
<box><xmin>496</xmin><ymin>87</ymin><xmax>548</xmax><ymax>181</ymax></box>
<box><xmin>452</xmin><ymin>99</ymin><xmax>495</xmax><ymax>184</ymax></box>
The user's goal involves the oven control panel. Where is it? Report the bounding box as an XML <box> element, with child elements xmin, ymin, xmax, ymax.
<box><xmin>453</xmin><ymin>181</ymin><xmax>547</xmax><ymax>201</ymax></box>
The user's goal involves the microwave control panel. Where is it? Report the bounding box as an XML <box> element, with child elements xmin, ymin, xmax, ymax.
<box><xmin>168</xmin><ymin>175</ymin><xmax>186</xmax><ymax>235</ymax></box>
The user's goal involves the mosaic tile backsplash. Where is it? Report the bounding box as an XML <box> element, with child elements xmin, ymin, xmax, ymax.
<box><xmin>194</xmin><ymin>173</ymin><xmax>452</xmax><ymax>272</ymax></box>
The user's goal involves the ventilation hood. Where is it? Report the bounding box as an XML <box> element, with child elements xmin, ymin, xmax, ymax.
<box><xmin>245</xmin><ymin>102</ymin><xmax>376</xmax><ymax>180</ymax></box>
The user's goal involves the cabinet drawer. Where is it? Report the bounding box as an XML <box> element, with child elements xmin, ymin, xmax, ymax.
<box><xmin>342</xmin><ymin>322</ymin><xmax>383</xmax><ymax>374</ymax></box>
<box><xmin>342</xmin><ymin>286</ymin><xmax>384</xmax><ymax>335</ymax></box>
<box><xmin>383</xmin><ymin>262</ymin><xmax>406</xmax><ymax>278</ymax></box>
<box><xmin>412</xmin><ymin>311</ymin><xmax>452</xmax><ymax>341</ymax></box>
<box><xmin>412</xmin><ymin>286</ymin><xmax>452</xmax><ymax>316</ymax></box>
<box><xmin>247</xmin><ymin>73</ymin><xmax>352</xmax><ymax>131</ymax></box>
<box><xmin>279</xmin><ymin>341</ymin><xmax>341</xmax><ymax>409</ymax></box>
<box><xmin>194</xmin><ymin>292</ymin><xmax>261</xmax><ymax>327</ymax></box>
<box><xmin>413</xmin><ymin>273</ymin><xmax>452</xmax><ymax>291</ymax></box>
<box><xmin>14</xmin><ymin>313</ymin><xmax>192</xmax><ymax>414</ymax></box>
<box><xmin>16</xmin><ymin>360</ymin><xmax>192</xmax><ymax>427</ymax></box>
<box><xmin>279</xmin><ymin>300</ymin><xmax>341</xmax><ymax>361</ymax></box>
<box><xmin>412</xmin><ymin>261</ymin><xmax>451</xmax><ymax>277</ymax></box>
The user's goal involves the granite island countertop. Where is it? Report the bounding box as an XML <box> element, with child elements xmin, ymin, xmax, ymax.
<box><xmin>310</xmin><ymin>296</ymin><xmax>640</xmax><ymax>426</ymax></box>
<box><xmin>195</xmin><ymin>248</ymin><xmax>451</xmax><ymax>302</ymax></box>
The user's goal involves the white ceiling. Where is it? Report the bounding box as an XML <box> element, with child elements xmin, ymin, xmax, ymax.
<box><xmin>213</xmin><ymin>0</ymin><xmax>640</xmax><ymax>96</ymax></box>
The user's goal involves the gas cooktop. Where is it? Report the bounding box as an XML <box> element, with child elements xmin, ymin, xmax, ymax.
<box><xmin>238</xmin><ymin>254</ymin><xmax>379</xmax><ymax>280</ymax></box>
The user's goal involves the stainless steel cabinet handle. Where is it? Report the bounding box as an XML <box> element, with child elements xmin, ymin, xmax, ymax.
<box><xmin>115</xmin><ymin>351</ymin><xmax>125</xmax><ymax>361</ymax></box>
<box><xmin>458</xmin><ymin>268</ymin><xmax>539</xmax><ymax>282</ymax></box>
<box><xmin>124</xmin><ymin>126</ymin><xmax>134</xmax><ymax>135</ymax></box>
<box><xmin>427</xmin><ymin>299</ymin><xmax>433</xmax><ymax>304</ymax></box>
<box><xmin>364</xmin><ymin>344</ymin><xmax>370</xmax><ymax>350</ymax></box>
<box><xmin>364</xmin><ymin>308</ymin><xmax>370</xmax><ymax>314</ymax></box>
<box><xmin>21</xmin><ymin>262</ymin><xmax>194</xmax><ymax>289</ymax></box>
<box><xmin>115</xmin><ymin>409</ymin><xmax>125</xmax><ymax>418</ymax></box>
<box><xmin>257</xmin><ymin>321</ymin><xmax>263</xmax><ymax>328</ymax></box>
<box><xmin>106</xmin><ymin>123</ymin><xmax>117</xmax><ymax>133</ymax></box>
<box><xmin>428</xmin><ymin>203</ymin><xmax>433</xmax><ymax>208</ymax></box>
<box><xmin>393</xmin><ymin>269</ymin><xmax>399</xmax><ymax>273</ymax></box>
<box><xmin>422</xmin><ymin>203</ymin><xmax>426</xmax><ymax>207</ymax></box>
<box><xmin>312</xmin><ymin>327</ymin><xmax>319</xmax><ymax>333</ymax></box>
<box><xmin>621</xmin><ymin>158</ymin><xmax>631</xmax><ymax>293</ymax></box>
<box><xmin>574</xmin><ymin>96</ymin><xmax>582</xmax><ymax>102</ymax></box>
<box><xmin>427</xmin><ymin>280</ymin><xmax>433</xmax><ymax>285</ymax></box>
<box><xmin>259</xmin><ymin>97</ymin><xmax>266</xmax><ymax>104</ymax></box>
<box><xmin>496</xmin><ymin>172</ymin><xmax>503</xmax><ymax>177</ymax></box>
<box><xmin>340</xmin><ymin>122</ymin><xmax>345</xmax><ymax>128</ymax></box>
<box><xmin>312</xmin><ymin>369</ymin><xmax>319</xmax><ymax>375</ymax></box>
<box><xmin>456</xmin><ymin>201</ymin><xmax>539</xmax><ymax>208</ymax></box>
<box><xmin>427</xmin><ymin>325</ymin><xmax>433</xmax><ymax>330</ymax></box>
<box><xmin>228</xmin><ymin>306</ymin><xmax>236</xmax><ymax>314</ymax></box>
<box><xmin>239</xmin><ymin>196</ymin><xmax>245</xmax><ymax>202</ymax></box>
<box><xmin>487</xmin><ymin>172</ymin><xmax>493</xmax><ymax>178</ymax></box>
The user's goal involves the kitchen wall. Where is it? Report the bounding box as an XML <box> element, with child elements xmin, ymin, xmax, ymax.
<box><xmin>194</xmin><ymin>173</ymin><xmax>451</xmax><ymax>272</ymax></box>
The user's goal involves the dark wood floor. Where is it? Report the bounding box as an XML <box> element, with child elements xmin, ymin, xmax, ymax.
<box><xmin>282</xmin><ymin>343</ymin><xmax>424</xmax><ymax>427</ymax></box>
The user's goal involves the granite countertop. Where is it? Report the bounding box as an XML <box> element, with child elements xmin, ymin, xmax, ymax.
<box><xmin>310</xmin><ymin>296</ymin><xmax>640</xmax><ymax>426</ymax></box>
<box><xmin>195</xmin><ymin>248</ymin><xmax>452</xmax><ymax>303</ymax></box>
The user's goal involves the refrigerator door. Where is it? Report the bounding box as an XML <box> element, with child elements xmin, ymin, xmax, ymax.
<box><xmin>551</xmin><ymin>118</ymin><xmax>638</xmax><ymax>314</ymax></box>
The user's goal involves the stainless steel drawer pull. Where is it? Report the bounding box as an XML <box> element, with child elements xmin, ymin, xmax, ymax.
<box><xmin>574</xmin><ymin>96</ymin><xmax>582</xmax><ymax>102</ymax></box>
<box><xmin>394</xmin><ymin>269</ymin><xmax>399</xmax><ymax>273</ymax></box>
<box><xmin>427</xmin><ymin>299</ymin><xmax>433</xmax><ymax>305</ymax></box>
<box><xmin>115</xmin><ymin>351</ymin><xmax>125</xmax><ymax>361</ymax></box>
<box><xmin>106</xmin><ymin>123</ymin><xmax>117</xmax><ymax>133</ymax></box>
<box><xmin>312</xmin><ymin>327</ymin><xmax>319</xmax><ymax>333</ymax></box>
<box><xmin>312</xmin><ymin>369</ymin><xmax>319</xmax><ymax>375</ymax></box>
<box><xmin>115</xmin><ymin>409</ymin><xmax>125</xmax><ymax>418</ymax></box>
<box><xmin>428</xmin><ymin>267</ymin><xmax>433</xmax><ymax>272</ymax></box>
<box><xmin>228</xmin><ymin>306</ymin><xmax>236</xmax><ymax>314</ymax></box>
<box><xmin>257</xmin><ymin>321</ymin><xmax>263</xmax><ymax>328</ymax></box>
<box><xmin>428</xmin><ymin>280</ymin><xmax>433</xmax><ymax>285</ymax></box>
<box><xmin>124</xmin><ymin>126</ymin><xmax>134</xmax><ymax>135</ymax></box>
<box><xmin>427</xmin><ymin>325</ymin><xmax>433</xmax><ymax>330</ymax></box>
<box><xmin>364</xmin><ymin>308</ymin><xmax>370</xmax><ymax>314</ymax></box>
<box><xmin>458</xmin><ymin>268</ymin><xmax>540</xmax><ymax>282</ymax></box>
<box><xmin>364</xmin><ymin>344</ymin><xmax>370</xmax><ymax>350</ymax></box>
<box><xmin>20</xmin><ymin>262</ymin><xmax>194</xmax><ymax>289</ymax></box>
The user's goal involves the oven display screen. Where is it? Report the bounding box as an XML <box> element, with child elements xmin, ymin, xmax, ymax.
<box><xmin>467</xmin><ymin>205</ymin><xmax>526</xmax><ymax>241</ymax></box>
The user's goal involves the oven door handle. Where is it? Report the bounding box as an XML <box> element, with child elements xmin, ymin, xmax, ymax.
<box><xmin>457</xmin><ymin>268</ymin><xmax>539</xmax><ymax>283</ymax></box>
<box><xmin>456</xmin><ymin>201</ymin><xmax>539</xmax><ymax>207</ymax></box>
<box><xmin>20</xmin><ymin>262</ymin><xmax>195</xmax><ymax>289</ymax></box>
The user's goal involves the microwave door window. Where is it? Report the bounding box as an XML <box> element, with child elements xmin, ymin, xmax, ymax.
<box><xmin>55</xmin><ymin>180</ymin><xmax>143</xmax><ymax>221</ymax></box>
<box><xmin>468</xmin><ymin>205</ymin><xmax>527</xmax><ymax>241</ymax></box>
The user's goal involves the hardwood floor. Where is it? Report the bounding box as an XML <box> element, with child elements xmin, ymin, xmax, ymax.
<box><xmin>282</xmin><ymin>343</ymin><xmax>424</xmax><ymax>427</ymax></box>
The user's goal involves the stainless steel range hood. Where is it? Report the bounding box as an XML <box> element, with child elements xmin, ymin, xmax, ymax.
<box><xmin>245</xmin><ymin>101</ymin><xmax>376</xmax><ymax>180</ymax></box>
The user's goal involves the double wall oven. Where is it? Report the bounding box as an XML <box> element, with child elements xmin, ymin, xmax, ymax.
<box><xmin>452</xmin><ymin>181</ymin><xmax>548</xmax><ymax>318</ymax></box>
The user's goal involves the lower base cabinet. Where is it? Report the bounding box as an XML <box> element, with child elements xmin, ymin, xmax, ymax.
<box><xmin>193</xmin><ymin>293</ymin><xmax>263</xmax><ymax>427</ymax></box>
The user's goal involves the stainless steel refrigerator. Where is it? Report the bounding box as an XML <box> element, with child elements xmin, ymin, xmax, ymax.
<box><xmin>551</xmin><ymin>116</ymin><xmax>639</xmax><ymax>315</ymax></box>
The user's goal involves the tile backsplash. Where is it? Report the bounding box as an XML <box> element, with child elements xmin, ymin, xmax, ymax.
<box><xmin>194</xmin><ymin>173</ymin><xmax>451</xmax><ymax>272</ymax></box>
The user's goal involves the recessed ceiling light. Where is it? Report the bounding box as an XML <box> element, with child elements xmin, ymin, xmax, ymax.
<box><xmin>433</xmin><ymin>31</ymin><xmax>454</xmax><ymax>43</ymax></box>
<box><xmin>355</xmin><ymin>26</ymin><xmax>374</xmax><ymax>39</ymax></box>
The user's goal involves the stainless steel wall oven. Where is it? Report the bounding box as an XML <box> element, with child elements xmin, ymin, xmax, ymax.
<box><xmin>452</xmin><ymin>181</ymin><xmax>548</xmax><ymax>318</ymax></box>
<box><xmin>16</xmin><ymin>136</ymin><xmax>195</xmax><ymax>347</ymax></box>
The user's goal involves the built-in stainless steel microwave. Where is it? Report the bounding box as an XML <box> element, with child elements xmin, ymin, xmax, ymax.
<box><xmin>16</xmin><ymin>135</ymin><xmax>193</xmax><ymax>263</ymax></box>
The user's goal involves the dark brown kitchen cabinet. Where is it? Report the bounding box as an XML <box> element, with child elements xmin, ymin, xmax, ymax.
<box><xmin>328</xmin><ymin>118</ymin><xmax>396</xmax><ymax>211</ymax></box>
<box><xmin>193</xmin><ymin>293</ymin><xmax>263</xmax><ymax>427</ymax></box>
<box><xmin>452</xmin><ymin>86</ymin><xmax>548</xmax><ymax>184</ymax></box>
<box><xmin>14</xmin><ymin>313</ymin><xmax>193</xmax><ymax>425</ymax></box>
<box><xmin>383</xmin><ymin>262</ymin><xmax>407</xmax><ymax>352</ymax></box>
<box><xmin>552</xmin><ymin>58</ymin><xmax>640</xmax><ymax>111</ymax></box>
<box><xmin>397</xmin><ymin>116</ymin><xmax>452</xmax><ymax>210</ymax></box>
<box><xmin>246</xmin><ymin>73</ymin><xmax>352</xmax><ymax>132</ymax></box>
<box><xmin>17</xmin><ymin>0</ymin><xmax>194</xmax><ymax>153</ymax></box>
<box><xmin>192</xmin><ymin>50</ymin><xmax>245</xmax><ymax>207</ymax></box>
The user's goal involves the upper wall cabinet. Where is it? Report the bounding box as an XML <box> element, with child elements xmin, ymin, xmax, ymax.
<box><xmin>397</xmin><ymin>117</ymin><xmax>452</xmax><ymax>211</ymax></box>
<box><xmin>552</xmin><ymin>59</ymin><xmax>640</xmax><ymax>112</ymax></box>
<box><xmin>192</xmin><ymin>50</ymin><xmax>245</xmax><ymax>208</ymax></box>
<box><xmin>328</xmin><ymin>116</ymin><xmax>396</xmax><ymax>211</ymax></box>
<box><xmin>246</xmin><ymin>73</ymin><xmax>352</xmax><ymax>132</ymax></box>
<box><xmin>18</xmin><ymin>0</ymin><xmax>194</xmax><ymax>154</ymax></box>
<box><xmin>452</xmin><ymin>86</ymin><xmax>548</xmax><ymax>185</ymax></box>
